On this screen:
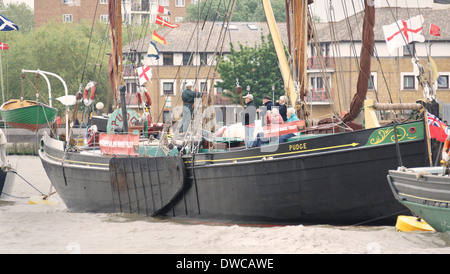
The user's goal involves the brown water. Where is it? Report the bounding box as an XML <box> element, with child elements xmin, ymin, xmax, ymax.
<box><xmin>1</xmin><ymin>156</ymin><xmax>450</xmax><ymax>254</ymax></box>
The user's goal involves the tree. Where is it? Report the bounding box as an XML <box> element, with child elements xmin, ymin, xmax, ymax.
<box><xmin>216</xmin><ymin>33</ymin><xmax>286</xmax><ymax>107</ymax></box>
<box><xmin>185</xmin><ymin>0</ymin><xmax>287</xmax><ymax>22</ymax></box>
<box><xmin>0</xmin><ymin>20</ymin><xmax>112</xmax><ymax>117</ymax></box>
<box><xmin>0</xmin><ymin>1</ymin><xmax>34</xmax><ymax>33</ymax></box>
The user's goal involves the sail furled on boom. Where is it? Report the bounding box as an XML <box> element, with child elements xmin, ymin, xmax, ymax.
<box><xmin>342</xmin><ymin>0</ymin><xmax>375</xmax><ymax>123</ymax></box>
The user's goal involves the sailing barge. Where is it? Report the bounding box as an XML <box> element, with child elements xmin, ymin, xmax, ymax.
<box><xmin>39</xmin><ymin>0</ymin><xmax>435</xmax><ymax>225</ymax></box>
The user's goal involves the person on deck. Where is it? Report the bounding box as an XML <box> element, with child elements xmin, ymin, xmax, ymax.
<box><xmin>258</xmin><ymin>95</ymin><xmax>274</xmax><ymax>126</ymax></box>
<box><xmin>241</xmin><ymin>93</ymin><xmax>257</xmax><ymax>148</ymax></box>
<box><xmin>180</xmin><ymin>81</ymin><xmax>201</xmax><ymax>133</ymax></box>
<box><xmin>279</xmin><ymin>107</ymin><xmax>301</xmax><ymax>143</ymax></box>
<box><xmin>252</xmin><ymin>108</ymin><xmax>284</xmax><ymax>148</ymax></box>
<box><xmin>278</xmin><ymin>95</ymin><xmax>288</xmax><ymax>122</ymax></box>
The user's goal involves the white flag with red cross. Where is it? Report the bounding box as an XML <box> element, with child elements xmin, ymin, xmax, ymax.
<box><xmin>137</xmin><ymin>66</ymin><xmax>152</xmax><ymax>86</ymax></box>
<box><xmin>382</xmin><ymin>14</ymin><xmax>425</xmax><ymax>54</ymax></box>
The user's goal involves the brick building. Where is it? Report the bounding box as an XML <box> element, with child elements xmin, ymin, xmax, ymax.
<box><xmin>34</xmin><ymin>0</ymin><xmax>195</xmax><ymax>28</ymax></box>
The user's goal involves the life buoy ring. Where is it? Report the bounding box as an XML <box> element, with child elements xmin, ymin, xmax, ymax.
<box><xmin>83</xmin><ymin>81</ymin><xmax>96</xmax><ymax>106</ymax></box>
<box><xmin>137</xmin><ymin>89</ymin><xmax>152</xmax><ymax>107</ymax></box>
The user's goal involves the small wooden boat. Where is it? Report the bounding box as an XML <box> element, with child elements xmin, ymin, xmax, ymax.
<box><xmin>0</xmin><ymin>99</ymin><xmax>57</xmax><ymax>131</ymax></box>
<box><xmin>388</xmin><ymin>166</ymin><xmax>450</xmax><ymax>232</ymax></box>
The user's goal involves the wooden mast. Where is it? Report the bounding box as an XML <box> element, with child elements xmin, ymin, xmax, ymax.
<box><xmin>263</xmin><ymin>0</ymin><xmax>312</xmax><ymax>119</ymax></box>
<box><xmin>107</xmin><ymin>0</ymin><xmax>124</xmax><ymax>110</ymax></box>
<box><xmin>262</xmin><ymin>0</ymin><xmax>296</xmax><ymax>106</ymax></box>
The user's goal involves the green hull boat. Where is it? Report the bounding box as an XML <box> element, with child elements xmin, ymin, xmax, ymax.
<box><xmin>0</xmin><ymin>99</ymin><xmax>58</xmax><ymax>131</ymax></box>
<box><xmin>388</xmin><ymin>166</ymin><xmax>450</xmax><ymax>232</ymax></box>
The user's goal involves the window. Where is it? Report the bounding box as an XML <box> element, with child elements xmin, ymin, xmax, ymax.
<box><xmin>163</xmin><ymin>82</ymin><xmax>174</xmax><ymax>95</ymax></box>
<box><xmin>163</xmin><ymin>53</ymin><xmax>173</xmax><ymax>66</ymax></box>
<box><xmin>160</xmin><ymin>0</ymin><xmax>169</xmax><ymax>6</ymax></box>
<box><xmin>176</xmin><ymin>0</ymin><xmax>185</xmax><ymax>6</ymax></box>
<box><xmin>403</xmin><ymin>44</ymin><xmax>415</xmax><ymax>56</ymax></box>
<box><xmin>438</xmin><ymin>75</ymin><xmax>449</xmax><ymax>90</ymax></box>
<box><xmin>368</xmin><ymin>73</ymin><xmax>377</xmax><ymax>90</ymax></box>
<box><xmin>183</xmin><ymin>53</ymin><xmax>192</xmax><ymax>66</ymax></box>
<box><xmin>100</xmin><ymin>14</ymin><xmax>108</xmax><ymax>23</ymax></box>
<box><xmin>199</xmin><ymin>53</ymin><xmax>208</xmax><ymax>66</ymax></box>
<box><xmin>100</xmin><ymin>0</ymin><xmax>107</xmax><ymax>4</ymax></box>
<box><xmin>63</xmin><ymin>0</ymin><xmax>73</xmax><ymax>4</ymax></box>
<box><xmin>403</xmin><ymin>75</ymin><xmax>415</xmax><ymax>89</ymax></box>
<box><xmin>309</xmin><ymin>76</ymin><xmax>330</xmax><ymax>102</ymax></box>
<box><xmin>63</xmin><ymin>14</ymin><xmax>73</xmax><ymax>23</ymax></box>
<box><xmin>175</xmin><ymin>17</ymin><xmax>184</xmax><ymax>23</ymax></box>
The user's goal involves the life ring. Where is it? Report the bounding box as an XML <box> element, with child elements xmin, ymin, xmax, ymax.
<box><xmin>137</xmin><ymin>89</ymin><xmax>152</xmax><ymax>107</ymax></box>
<box><xmin>83</xmin><ymin>81</ymin><xmax>96</xmax><ymax>106</ymax></box>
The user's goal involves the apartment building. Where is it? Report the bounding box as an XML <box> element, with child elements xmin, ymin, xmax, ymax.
<box><xmin>34</xmin><ymin>0</ymin><xmax>196</xmax><ymax>28</ymax></box>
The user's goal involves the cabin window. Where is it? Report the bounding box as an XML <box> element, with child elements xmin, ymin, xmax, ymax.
<box><xmin>438</xmin><ymin>75</ymin><xmax>449</xmax><ymax>90</ymax></box>
<box><xmin>163</xmin><ymin>53</ymin><xmax>173</xmax><ymax>66</ymax></box>
<box><xmin>403</xmin><ymin>75</ymin><xmax>415</xmax><ymax>89</ymax></box>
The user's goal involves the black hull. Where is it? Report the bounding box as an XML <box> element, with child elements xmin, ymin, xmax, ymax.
<box><xmin>39</xmin><ymin>121</ymin><xmax>430</xmax><ymax>225</ymax></box>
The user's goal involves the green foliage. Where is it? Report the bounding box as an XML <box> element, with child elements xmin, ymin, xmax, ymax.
<box><xmin>185</xmin><ymin>0</ymin><xmax>287</xmax><ymax>22</ymax></box>
<box><xmin>0</xmin><ymin>20</ymin><xmax>112</xmax><ymax>116</ymax></box>
<box><xmin>216</xmin><ymin>33</ymin><xmax>286</xmax><ymax>107</ymax></box>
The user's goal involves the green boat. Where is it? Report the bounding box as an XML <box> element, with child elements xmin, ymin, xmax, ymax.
<box><xmin>388</xmin><ymin>166</ymin><xmax>450</xmax><ymax>232</ymax></box>
<box><xmin>0</xmin><ymin>99</ymin><xmax>57</xmax><ymax>131</ymax></box>
<box><xmin>0</xmin><ymin>69</ymin><xmax>72</xmax><ymax>132</ymax></box>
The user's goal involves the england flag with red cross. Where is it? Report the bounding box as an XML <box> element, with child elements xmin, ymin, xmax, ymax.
<box><xmin>382</xmin><ymin>14</ymin><xmax>425</xmax><ymax>54</ymax></box>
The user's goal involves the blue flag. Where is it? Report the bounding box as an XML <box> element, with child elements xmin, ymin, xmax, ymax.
<box><xmin>0</xmin><ymin>14</ymin><xmax>18</xmax><ymax>31</ymax></box>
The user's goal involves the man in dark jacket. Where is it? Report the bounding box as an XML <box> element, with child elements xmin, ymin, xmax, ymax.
<box><xmin>180</xmin><ymin>81</ymin><xmax>201</xmax><ymax>133</ymax></box>
<box><xmin>241</xmin><ymin>93</ymin><xmax>256</xmax><ymax>148</ymax></box>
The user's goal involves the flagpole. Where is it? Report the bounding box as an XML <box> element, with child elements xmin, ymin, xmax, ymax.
<box><xmin>0</xmin><ymin>50</ymin><xmax>4</xmax><ymax>104</ymax></box>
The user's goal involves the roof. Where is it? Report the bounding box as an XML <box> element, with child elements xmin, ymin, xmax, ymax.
<box><xmin>315</xmin><ymin>7</ymin><xmax>450</xmax><ymax>42</ymax></box>
<box><xmin>123</xmin><ymin>21</ymin><xmax>288</xmax><ymax>53</ymax></box>
<box><xmin>124</xmin><ymin>7</ymin><xmax>449</xmax><ymax>54</ymax></box>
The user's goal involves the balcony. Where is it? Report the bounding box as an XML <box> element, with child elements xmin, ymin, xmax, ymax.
<box><xmin>305</xmin><ymin>88</ymin><xmax>332</xmax><ymax>104</ymax></box>
<box><xmin>307</xmin><ymin>56</ymin><xmax>334</xmax><ymax>70</ymax></box>
<box><xmin>131</xmin><ymin>1</ymin><xmax>150</xmax><ymax>12</ymax></box>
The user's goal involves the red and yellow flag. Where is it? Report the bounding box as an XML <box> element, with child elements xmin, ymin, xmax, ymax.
<box><xmin>152</xmin><ymin>30</ymin><xmax>169</xmax><ymax>45</ymax></box>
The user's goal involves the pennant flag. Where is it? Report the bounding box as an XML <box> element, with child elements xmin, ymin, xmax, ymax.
<box><xmin>0</xmin><ymin>42</ymin><xmax>9</xmax><ymax>50</ymax></box>
<box><xmin>136</xmin><ymin>66</ymin><xmax>152</xmax><ymax>86</ymax></box>
<box><xmin>158</xmin><ymin>5</ymin><xmax>171</xmax><ymax>16</ymax></box>
<box><xmin>426</xmin><ymin>112</ymin><xmax>450</xmax><ymax>142</ymax></box>
<box><xmin>430</xmin><ymin>23</ymin><xmax>441</xmax><ymax>37</ymax></box>
<box><xmin>382</xmin><ymin>15</ymin><xmax>425</xmax><ymax>54</ymax></box>
<box><xmin>0</xmin><ymin>14</ymin><xmax>18</xmax><ymax>31</ymax></box>
<box><xmin>156</xmin><ymin>14</ymin><xmax>179</xmax><ymax>29</ymax></box>
<box><xmin>147</xmin><ymin>41</ymin><xmax>160</xmax><ymax>60</ymax></box>
<box><xmin>152</xmin><ymin>30</ymin><xmax>169</xmax><ymax>45</ymax></box>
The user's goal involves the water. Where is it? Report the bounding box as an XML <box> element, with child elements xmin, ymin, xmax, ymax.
<box><xmin>1</xmin><ymin>155</ymin><xmax>450</xmax><ymax>254</ymax></box>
